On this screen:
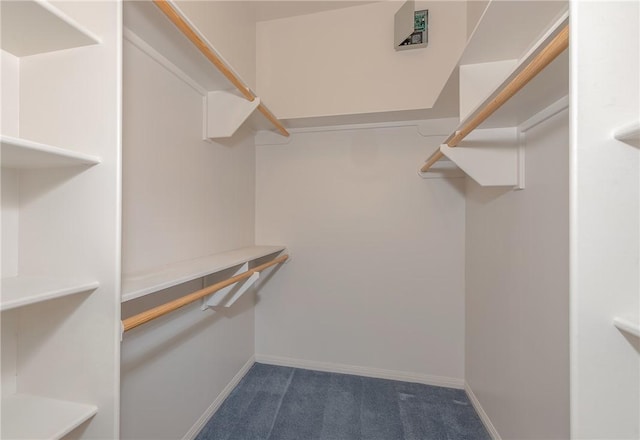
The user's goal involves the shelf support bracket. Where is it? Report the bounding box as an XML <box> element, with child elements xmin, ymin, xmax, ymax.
<box><xmin>204</xmin><ymin>91</ymin><xmax>260</xmax><ymax>139</ymax></box>
<box><xmin>200</xmin><ymin>262</ymin><xmax>259</xmax><ymax>311</ymax></box>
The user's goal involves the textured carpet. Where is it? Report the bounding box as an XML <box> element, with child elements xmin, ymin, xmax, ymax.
<box><xmin>196</xmin><ymin>363</ymin><xmax>490</xmax><ymax>440</ymax></box>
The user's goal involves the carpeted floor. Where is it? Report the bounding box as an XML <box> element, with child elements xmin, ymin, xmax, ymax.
<box><xmin>196</xmin><ymin>363</ymin><xmax>490</xmax><ymax>440</ymax></box>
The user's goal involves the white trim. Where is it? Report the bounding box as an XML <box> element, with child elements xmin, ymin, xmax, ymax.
<box><xmin>254</xmin><ymin>118</ymin><xmax>457</xmax><ymax>146</ymax></box>
<box><xmin>123</xmin><ymin>27</ymin><xmax>207</xmax><ymax>96</ymax></box>
<box><xmin>465</xmin><ymin>382</ymin><xmax>502</xmax><ymax>440</ymax></box>
<box><xmin>254</xmin><ymin>354</ymin><xmax>464</xmax><ymax>389</ymax></box>
<box><xmin>182</xmin><ymin>356</ymin><xmax>255</xmax><ymax>440</ymax></box>
<box><xmin>286</xmin><ymin>119</ymin><xmax>427</xmax><ymax>135</ymax></box>
<box><xmin>519</xmin><ymin>95</ymin><xmax>569</xmax><ymax>133</ymax></box>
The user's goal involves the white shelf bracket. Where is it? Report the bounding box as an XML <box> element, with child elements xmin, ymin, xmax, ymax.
<box><xmin>221</xmin><ymin>272</ymin><xmax>260</xmax><ymax>308</ymax></box>
<box><xmin>204</xmin><ymin>91</ymin><xmax>260</xmax><ymax>139</ymax></box>
<box><xmin>201</xmin><ymin>262</ymin><xmax>250</xmax><ymax>310</ymax></box>
<box><xmin>439</xmin><ymin>127</ymin><xmax>521</xmax><ymax>187</ymax></box>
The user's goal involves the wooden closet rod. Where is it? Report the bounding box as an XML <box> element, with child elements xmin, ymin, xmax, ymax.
<box><xmin>153</xmin><ymin>0</ymin><xmax>290</xmax><ymax>137</ymax></box>
<box><xmin>122</xmin><ymin>254</ymin><xmax>289</xmax><ymax>333</ymax></box>
<box><xmin>420</xmin><ymin>24</ymin><xmax>569</xmax><ymax>173</ymax></box>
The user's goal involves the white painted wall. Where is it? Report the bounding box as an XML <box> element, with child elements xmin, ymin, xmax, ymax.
<box><xmin>120</xmin><ymin>37</ymin><xmax>257</xmax><ymax>439</ymax></box>
<box><xmin>465</xmin><ymin>108</ymin><xmax>570</xmax><ymax>439</ymax></box>
<box><xmin>254</xmin><ymin>120</ymin><xmax>466</xmax><ymax>385</ymax></box>
<box><xmin>256</xmin><ymin>1</ymin><xmax>467</xmax><ymax>120</ymax></box>
<box><xmin>175</xmin><ymin>0</ymin><xmax>257</xmax><ymax>90</ymax></box>
<box><xmin>570</xmin><ymin>1</ymin><xmax>640</xmax><ymax>438</ymax></box>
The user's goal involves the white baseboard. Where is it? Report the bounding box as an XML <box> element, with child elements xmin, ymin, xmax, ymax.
<box><xmin>465</xmin><ymin>382</ymin><xmax>502</xmax><ymax>440</ymax></box>
<box><xmin>254</xmin><ymin>354</ymin><xmax>464</xmax><ymax>389</ymax></box>
<box><xmin>182</xmin><ymin>355</ymin><xmax>256</xmax><ymax>440</ymax></box>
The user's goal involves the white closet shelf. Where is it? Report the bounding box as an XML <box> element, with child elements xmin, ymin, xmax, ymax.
<box><xmin>1</xmin><ymin>135</ymin><xmax>101</xmax><ymax>169</ymax></box>
<box><xmin>123</xmin><ymin>0</ymin><xmax>288</xmax><ymax>137</ymax></box>
<box><xmin>461</xmin><ymin>13</ymin><xmax>569</xmax><ymax>131</ymax></box>
<box><xmin>0</xmin><ymin>0</ymin><xmax>99</xmax><ymax>57</ymax></box>
<box><xmin>614</xmin><ymin>317</ymin><xmax>640</xmax><ymax>338</ymax></box>
<box><xmin>1</xmin><ymin>394</ymin><xmax>97</xmax><ymax>440</ymax></box>
<box><xmin>462</xmin><ymin>0</ymin><xmax>568</xmax><ymax>65</ymax></box>
<box><xmin>122</xmin><ymin>245</ymin><xmax>286</xmax><ymax>302</ymax></box>
<box><xmin>1</xmin><ymin>276</ymin><xmax>99</xmax><ymax>312</ymax></box>
<box><xmin>614</xmin><ymin>121</ymin><xmax>640</xmax><ymax>147</ymax></box>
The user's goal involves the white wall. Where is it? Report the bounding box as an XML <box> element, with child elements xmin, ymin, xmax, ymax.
<box><xmin>175</xmin><ymin>0</ymin><xmax>257</xmax><ymax>91</ymax></box>
<box><xmin>466</xmin><ymin>0</ymin><xmax>488</xmax><ymax>38</ymax></box>
<box><xmin>256</xmin><ymin>1</ymin><xmax>467</xmax><ymax>120</ymax></box>
<box><xmin>570</xmin><ymin>2</ymin><xmax>640</xmax><ymax>438</ymax></box>
<box><xmin>254</xmin><ymin>120</ymin><xmax>466</xmax><ymax>385</ymax></box>
<box><xmin>120</xmin><ymin>37</ymin><xmax>257</xmax><ymax>439</ymax></box>
<box><xmin>465</xmin><ymin>109</ymin><xmax>570</xmax><ymax>439</ymax></box>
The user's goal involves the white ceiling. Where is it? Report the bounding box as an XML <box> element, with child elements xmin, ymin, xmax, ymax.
<box><xmin>250</xmin><ymin>1</ymin><xmax>380</xmax><ymax>22</ymax></box>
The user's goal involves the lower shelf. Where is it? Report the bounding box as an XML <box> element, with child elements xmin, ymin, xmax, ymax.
<box><xmin>1</xmin><ymin>394</ymin><xmax>98</xmax><ymax>440</ymax></box>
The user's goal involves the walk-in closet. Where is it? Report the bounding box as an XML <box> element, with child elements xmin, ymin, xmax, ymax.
<box><xmin>1</xmin><ymin>1</ymin><xmax>638</xmax><ymax>439</ymax></box>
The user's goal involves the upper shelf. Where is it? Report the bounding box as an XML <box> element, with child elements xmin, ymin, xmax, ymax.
<box><xmin>463</xmin><ymin>10</ymin><xmax>570</xmax><ymax>130</ymax></box>
<box><xmin>1</xmin><ymin>135</ymin><xmax>101</xmax><ymax>169</ymax></box>
<box><xmin>122</xmin><ymin>245</ymin><xmax>286</xmax><ymax>302</ymax></box>
<box><xmin>419</xmin><ymin>8</ymin><xmax>569</xmax><ymax>176</ymax></box>
<box><xmin>0</xmin><ymin>0</ymin><xmax>99</xmax><ymax>57</ymax></box>
<box><xmin>123</xmin><ymin>0</ymin><xmax>288</xmax><ymax>137</ymax></box>
<box><xmin>463</xmin><ymin>0</ymin><xmax>568</xmax><ymax>65</ymax></box>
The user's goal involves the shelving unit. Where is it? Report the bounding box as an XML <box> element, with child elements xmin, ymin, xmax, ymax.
<box><xmin>0</xmin><ymin>135</ymin><xmax>101</xmax><ymax>169</ymax></box>
<box><xmin>1</xmin><ymin>1</ymin><xmax>121</xmax><ymax>438</ymax></box>
<box><xmin>123</xmin><ymin>0</ymin><xmax>288</xmax><ymax>138</ymax></box>
<box><xmin>419</xmin><ymin>2</ymin><xmax>569</xmax><ymax>186</ymax></box>
<box><xmin>0</xmin><ymin>276</ymin><xmax>99</xmax><ymax>311</ymax></box>
<box><xmin>614</xmin><ymin>317</ymin><xmax>640</xmax><ymax>338</ymax></box>
<box><xmin>1</xmin><ymin>394</ymin><xmax>98</xmax><ymax>440</ymax></box>
<box><xmin>122</xmin><ymin>245</ymin><xmax>286</xmax><ymax>302</ymax></box>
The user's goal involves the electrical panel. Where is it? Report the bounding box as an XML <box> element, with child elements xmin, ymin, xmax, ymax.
<box><xmin>394</xmin><ymin>0</ymin><xmax>428</xmax><ymax>51</ymax></box>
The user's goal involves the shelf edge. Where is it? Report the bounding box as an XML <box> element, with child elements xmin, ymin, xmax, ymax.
<box><xmin>1</xmin><ymin>135</ymin><xmax>102</xmax><ymax>167</ymax></box>
<box><xmin>121</xmin><ymin>246</ymin><xmax>286</xmax><ymax>302</ymax></box>
<box><xmin>0</xmin><ymin>278</ymin><xmax>99</xmax><ymax>312</ymax></box>
<box><xmin>614</xmin><ymin>121</ymin><xmax>640</xmax><ymax>147</ymax></box>
<box><xmin>614</xmin><ymin>317</ymin><xmax>640</xmax><ymax>338</ymax></box>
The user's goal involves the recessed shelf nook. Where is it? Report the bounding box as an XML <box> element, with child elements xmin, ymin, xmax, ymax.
<box><xmin>1</xmin><ymin>394</ymin><xmax>97</xmax><ymax>440</ymax></box>
<box><xmin>0</xmin><ymin>0</ymin><xmax>99</xmax><ymax>57</ymax></box>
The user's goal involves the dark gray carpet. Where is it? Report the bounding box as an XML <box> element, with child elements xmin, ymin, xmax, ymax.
<box><xmin>195</xmin><ymin>363</ymin><xmax>490</xmax><ymax>440</ymax></box>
